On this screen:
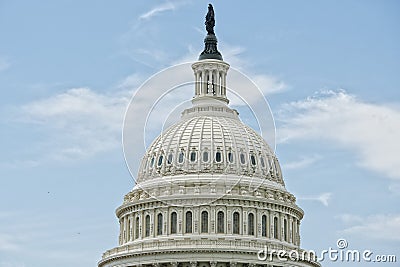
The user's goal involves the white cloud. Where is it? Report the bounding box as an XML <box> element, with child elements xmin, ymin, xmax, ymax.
<box><xmin>277</xmin><ymin>90</ymin><xmax>400</xmax><ymax>180</ymax></box>
<box><xmin>19</xmin><ymin>87</ymin><xmax>130</xmax><ymax>161</ymax></box>
<box><xmin>138</xmin><ymin>1</ymin><xmax>181</xmax><ymax>21</ymax></box>
<box><xmin>283</xmin><ymin>155</ymin><xmax>321</xmax><ymax>170</ymax></box>
<box><xmin>298</xmin><ymin>192</ymin><xmax>332</xmax><ymax>206</ymax></box>
<box><xmin>339</xmin><ymin>214</ymin><xmax>400</xmax><ymax>241</ymax></box>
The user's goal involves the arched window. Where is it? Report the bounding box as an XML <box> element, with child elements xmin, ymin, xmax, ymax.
<box><xmin>260</xmin><ymin>156</ymin><xmax>265</xmax><ymax>168</ymax></box>
<box><xmin>167</xmin><ymin>153</ymin><xmax>173</xmax><ymax>165</ymax></box>
<box><xmin>201</xmin><ymin>211</ymin><xmax>208</xmax><ymax>233</ymax></box>
<box><xmin>135</xmin><ymin>217</ymin><xmax>139</xmax><ymax>239</ymax></box>
<box><xmin>262</xmin><ymin>215</ymin><xmax>267</xmax><ymax>237</ymax></box>
<box><xmin>228</xmin><ymin>151</ymin><xmax>234</xmax><ymax>163</ymax></box>
<box><xmin>240</xmin><ymin>153</ymin><xmax>246</xmax><ymax>164</ymax></box>
<box><xmin>157</xmin><ymin>213</ymin><xmax>163</xmax><ymax>235</ymax></box>
<box><xmin>250</xmin><ymin>154</ymin><xmax>256</xmax><ymax>166</ymax></box>
<box><xmin>215</xmin><ymin>151</ymin><xmax>222</xmax><ymax>162</ymax></box>
<box><xmin>284</xmin><ymin>218</ymin><xmax>288</xmax><ymax>241</ymax></box>
<box><xmin>178</xmin><ymin>151</ymin><xmax>184</xmax><ymax>164</ymax></box>
<box><xmin>185</xmin><ymin>211</ymin><xmax>193</xmax><ymax>233</ymax></box>
<box><xmin>217</xmin><ymin>211</ymin><xmax>224</xmax><ymax>233</ymax></box>
<box><xmin>145</xmin><ymin>215</ymin><xmax>150</xmax><ymax>237</ymax></box>
<box><xmin>190</xmin><ymin>151</ymin><xmax>196</xmax><ymax>162</ymax></box>
<box><xmin>248</xmin><ymin>213</ymin><xmax>255</xmax><ymax>235</ymax></box>
<box><xmin>233</xmin><ymin>212</ymin><xmax>240</xmax><ymax>234</ymax></box>
<box><xmin>203</xmin><ymin>151</ymin><xmax>209</xmax><ymax>162</ymax></box>
<box><xmin>170</xmin><ymin>212</ymin><xmax>177</xmax><ymax>234</ymax></box>
<box><xmin>273</xmin><ymin>216</ymin><xmax>279</xmax><ymax>239</ymax></box>
<box><xmin>150</xmin><ymin>156</ymin><xmax>155</xmax><ymax>167</ymax></box>
<box><xmin>157</xmin><ymin>155</ymin><xmax>163</xmax><ymax>167</ymax></box>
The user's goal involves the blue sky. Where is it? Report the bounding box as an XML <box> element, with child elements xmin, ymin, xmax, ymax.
<box><xmin>0</xmin><ymin>1</ymin><xmax>399</xmax><ymax>266</ymax></box>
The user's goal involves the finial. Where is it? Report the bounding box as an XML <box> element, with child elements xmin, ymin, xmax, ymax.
<box><xmin>199</xmin><ymin>4</ymin><xmax>223</xmax><ymax>60</ymax></box>
<box><xmin>205</xmin><ymin>4</ymin><xmax>215</xmax><ymax>35</ymax></box>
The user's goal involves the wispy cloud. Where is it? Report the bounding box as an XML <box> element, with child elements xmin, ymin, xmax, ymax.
<box><xmin>338</xmin><ymin>214</ymin><xmax>400</xmax><ymax>241</ymax></box>
<box><xmin>298</xmin><ymin>192</ymin><xmax>332</xmax><ymax>206</ymax></box>
<box><xmin>138</xmin><ymin>1</ymin><xmax>179</xmax><ymax>21</ymax></box>
<box><xmin>277</xmin><ymin>90</ymin><xmax>400</xmax><ymax>180</ymax></box>
<box><xmin>17</xmin><ymin>87</ymin><xmax>130</xmax><ymax>162</ymax></box>
<box><xmin>283</xmin><ymin>155</ymin><xmax>321</xmax><ymax>170</ymax></box>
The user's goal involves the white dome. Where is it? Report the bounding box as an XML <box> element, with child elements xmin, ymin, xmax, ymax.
<box><xmin>137</xmin><ymin>100</ymin><xmax>284</xmax><ymax>186</ymax></box>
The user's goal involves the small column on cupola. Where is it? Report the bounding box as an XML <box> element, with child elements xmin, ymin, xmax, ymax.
<box><xmin>192</xmin><ymin>4</ymin><xmax>230</xmax><ymax>104</ymax></box>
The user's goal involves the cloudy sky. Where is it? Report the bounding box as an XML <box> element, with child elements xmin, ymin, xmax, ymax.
<box><xmin>0</xmin><ymin>1</ymin><xmax>399</xmax><ymax>266</ymax></box>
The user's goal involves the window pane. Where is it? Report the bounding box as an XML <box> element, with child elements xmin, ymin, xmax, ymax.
<box><xmin>167</xmin><ymin>154</ymin><xmax>173</xmax><ymax>164</ymax></box>
<box><xmin>250</xmin><ymin>154</ymin><xmax>256</xmax><ymax>166</ymax></box>
<box><xmin>203</xmin><ymin>151</ymin><xmax>209</xmax><ymax>162</ymax></box>
<box><xmin>201</xmin><ymin>211</ymin><xmax>208</xmax><ymax>233</ymax></box>
<box><xmin>145</xmin><ymin>215</ymin><xmax>150</xmax><ymax>237</ymax></box>
<box><xmin>171</xmin><ymin>212</ymin><xmax>177</xmax><ymax>234</ymax></box>
<box><xmin>157</xmin><ymin>155</ymin><xmax>163</xmax><ymax>167</ymax></box>
<box><xmin>260</xmin><ymin>156</ymin><xmax>265</xmax><ymax>168</ymax></box>
<box><xmin>233</xmin><ymin>212</ymin><xmax>240</xmax><ymax>234</ymax></box>
<box><xmin>228</xmin><ymin>152</ymin><xmax>233</xmax><ymax>163</ymax></box>
<box><xmin>240</xmin><ymin>153</ymin><xmax>246</xmax><ymax>164</ymax></box>
<box><xmin>274</xmin><ymin>217</ymin><xmax>278</xmax><ymax>239</ymax></box>
<box><xmin>216</xmin><ymin>151</ymin><xmax>222</xmax><ymax>162</ymax></box>
<box><xmin>135</xmin><ymin>217</ymin><xmax>139</xmax><ymax>239</ymax></box>
<box><xmin>178</xmin><ymin>152</ymin><xmax>184</xmax><ymax>163</ymax></box>
<box><xmin>190</xmin><ymin>151</ymin><xmax>196</xmax><ymax>162</ymax></box>
<box><xmin>185</xmin><ymin>211</ymin><xmax>192</xmax><ymax>233</ymax></box>
<box><xmin>248</xmin><ymin>213</ymin><xmax>254</xmax><ymax>235</ymax></box>
<box><xmin>217</xmin><ymin>211</ymin><xmax>224</xmax><ymax>233</ymax></box>
<box><xmin>157</xmin><ymin>213</ymin><xmax>163</xmax><ymax>235</ymax></box>
<box><xmin>262</xmin><ymin>215</ymin><xmax>267</xmax><ymax>237</ymax></box>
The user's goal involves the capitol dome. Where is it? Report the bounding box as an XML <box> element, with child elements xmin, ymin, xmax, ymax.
<box><xmin>137</xmin><ymin>99</ymin><xmax>284</xmax><ymax>187</ymax></box>
<box><xmin>99</xmin><ymin>4</ymin><xmax>320</xmax><ymax>267</ymax></box>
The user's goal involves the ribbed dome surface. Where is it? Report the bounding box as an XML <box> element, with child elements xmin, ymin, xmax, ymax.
<box><xmin>137</xmin><ymin>104</ymin><xmax>284</xmax><ymax>186</ymax></box>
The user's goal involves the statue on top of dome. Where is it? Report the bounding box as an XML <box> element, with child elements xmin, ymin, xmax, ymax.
<box><xmin>205</xmin><ymin>4</ymin><xmax>215</xmax><ymax>35</ymax></box>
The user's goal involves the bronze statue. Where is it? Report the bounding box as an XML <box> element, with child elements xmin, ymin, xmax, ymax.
<box><xmin>205</xmin><ymin>4</ymin><xmax>215</xmax><ymax>35</ymax></box>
